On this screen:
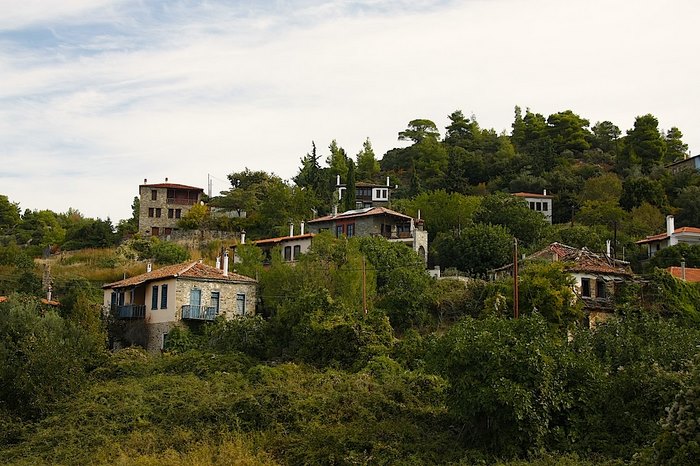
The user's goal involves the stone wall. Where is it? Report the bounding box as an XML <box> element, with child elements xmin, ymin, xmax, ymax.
<box><xmin>175</xmin><ymin>278</ymin><xmax>257</xmax><ymax>319</ymax></box>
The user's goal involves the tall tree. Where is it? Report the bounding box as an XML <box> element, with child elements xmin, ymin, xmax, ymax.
<box><xmin>398</xmin><ymin>119</ymin><xmax>440</xmax><ymax>144</ymax></box>
<box><xmin>343</xmin><ymin>160</ymin><xmax>356</xmax><ymax>212</ymax></box>
<box><xmin>444</xmin><ymin>110</ymin><xmax>480</xmax><ymax>150</ymax></box>
<box><xmin>620</xmin><ymin>114</ymin><xmax>667</xmax><ymax>172</ymax></box>
<box><xmin>326</xmin><ymin>139</ymin><xmax>348</xmax><ymax>182</ymax></box>
<box><xmin>591</xmin><ymin>120</ymin><xmax>621</xmax><ymax>154</ymax></box>
<box><xmin>665</xmin><ymin>127</ymin><xmax>689</xmax><ymax>163</ymax></box>
<box><xmin>546</xmin><ymin>110</ymin><xmax>591</xmax><ymax>154</ymax></box>
<box><xmin>294</xmin><ymin>141</ymin><xmax>322</xmax><ymax>192</ymax></box>
<box><xmin>355</xmin><ymin>138</ymin><xmax>379</xmax><ymax>181</ymax></box>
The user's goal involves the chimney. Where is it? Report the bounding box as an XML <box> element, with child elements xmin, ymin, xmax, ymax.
<box><xmin>417</xmin><ymin>209</ymin><xmax>421</xmax><ymax>220</ymax></box>
<box><xmin>681</xmin><ymin>259</ymin><xmax>687</xmax><ymax>281</ymax></box>
<box><xmin>606</xmin><ymin>240</ymin><xmax>611</xmax><ymax>256</ymax></box>
<box><xmin>223</xmin><ymin>251</ymin><xmax>229</xmax><ymax>277</ymax></box>
<box><xmin>543</xmin><ymin>188</ymin><xmax>547</xmax><ymax>196</ymax></box>
<box><xmin>289</xmin><ymin>222</ymin><xmax>294</xmax><ymax>237</ymax></box>
<box><xmin>165</xmin><ymin>177</ymin><xmax>168</xmax><ymax>182</ymax></box>
<box><xmin>215</xmin><ymin>256</ymin><xmax>221</xmax><ymax>269</ymax></box>
<box><xmin>147</xmin><ymin>262</ymin><xmax>152</xmax><ymax>273</ymax></box>
<box><xmin>333</xmin><ymin>204</ymin><xmax>338</xmax><ymax>215</ymax></box>
<box><xmin>144</xmin><ymin>178</ymin><xmax>148</xmax><ymax>184</ymax></box>
<box><xmin>336</xmin><ymin>174</ymin><xmax>341</xmax><ymax>185</ymax></box>
<box><xmin>240</xmin><ymin>230</ymin><xmax>246</xmax><ymax>245</ymax></box>
<box><xmin>300</xmin><ymin>221</ymin><xmax>305</xmax><ymax>235</ymax></box>
<box><xmin>666</xmin><ymin>215</ymin><xmax>675</xmax><ymax>237</ymax></box>
<box><xmin>386</xmin><ymin>176</ymin><xmax>390</xmax><ymax>187</ymax></box>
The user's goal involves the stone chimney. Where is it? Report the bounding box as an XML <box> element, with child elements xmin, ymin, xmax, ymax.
<box><xmin>300</xmin><ymin>221</ymin><xmax>305</xmax><ymax>235</ymax></box>
<box><xmin>223</xmin><ymin>251</ymin><xmax>229</xmax><ymax>277</ymax></box>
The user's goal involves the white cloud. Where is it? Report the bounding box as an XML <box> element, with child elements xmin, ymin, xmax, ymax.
<box><xmin>1</xmin><ymin>0</ymin><xmax>699</xmax><ymax>221</ymax></box>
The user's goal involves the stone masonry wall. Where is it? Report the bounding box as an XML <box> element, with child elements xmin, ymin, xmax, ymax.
<box><xmin>175</xmin><ymin>278</ymin><xmax>257</xmax><ymax>320</ymax></box>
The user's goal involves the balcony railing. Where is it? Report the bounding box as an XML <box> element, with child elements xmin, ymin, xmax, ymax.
<box><xmin>167</xmin><ymin>198</ymin><xmax>198</xmax><ymax>205</ymax></box>
<box><xmin>181</xmin><ymin>305</ymin><xmax>218</xmax><ymax>321</ymax></box>
<box><xmin>115</xmin><ymin>304</ymin><xmax>146</xmax><ymax>319</ymax></box>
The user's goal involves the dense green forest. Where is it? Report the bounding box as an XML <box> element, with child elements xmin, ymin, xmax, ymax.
<box><xmin>2</xmin><ymin>107</ymin><xmax>700</xmax><ymax>465</ymax></box>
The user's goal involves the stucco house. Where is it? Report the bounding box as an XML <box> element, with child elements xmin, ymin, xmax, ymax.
<box><xmin>103</xmin><ymin>256</ymin><xmax>256</xmax><ymax>352</ymax></box>
<box><xmin>490</xmin><ymin>242</ymin><xmax>633</xmax><ymax>327</ymax></box>
<box><xmin>138</xmin><ymin>178</ymin><xmax>204</xmax><ymax>237</ymax></box>
<box><xmin>512</xmin><ymin>190</ymin><xmax>553</xmax><ymax>224</ymax></box>
<box><xmin>253</xmin><ymin>222</ymin><xmax>315</xmax><ymax>264</ymax></box>
<box><xmin>636</xmin><ymin>215</ymin><xmax>700</xmax><ymax>257</ymax></box>
<box><xmin>306</xmin><ymin>206</ymin><xmax>429</xmax><ymax>263</ymax></box>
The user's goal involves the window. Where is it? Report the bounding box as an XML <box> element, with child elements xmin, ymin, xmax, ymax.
<box><xmin>160</xmin><ymin>284</ymin><xmax>168</xmax><ymax>309</ymax></box>
<box><xmin>236</xmin><ymin>293</ymin><xmax>246</xmax><ymax>315</ymax></box>
<box><xmin>151</xmin><ymin>227</ymin><xmax>159</xmax><ymax>236</ymax></box>
<box><xmin>596</xmin><ymin>280</ymin><xmax>607</xmax><ymax>299</ymax></box>
<box><xmin>536</xmin><ymin>202</ymin><xmax>542</xmax><ymax>211</ymax></box>
<box><xmin>210</xmin><ymin>291</ymin><xmax>220</xmax><ymax>314</ymax></box>
<box><xmin>148</xmin><ymin>207</ymin><xmax>154</xmax><ymax>217</ymax></box>
<box><xmin>155</xmin><ymin>208</ymin><xmax>162</xmax><ymax>218</ymax></box>
<box><xmin>164</xmin><ymin>227</ymin><xmax>172</xmax><ymax>236</ymax></box>
<box><xmin>293</xmin><ymin>245</ymin><xmax>301</xmax><ymax>260</ymax></box>
<box><xmin>581</xmin><ymin>278</ymin><xmax>591</xmax><ymax>297</ymax></box>
<box><xmin>162</xmin><ymin>333</ymin><xmax>169</xmax><ymax>350</ymax></box>
<box><xmin>190</xmin><ymin>288</ymin><xmax>201</xmax><ymax>307</ymax></box>
<box><xmin>151</xmin><ymin>285</ymin><xmax>159</xmax><ymax>310</ymax></box>
<box><xmin>175</xmin><ymin>209</ymin><xmax>181</xmax><ymax>219</ymax></box>
<box><xmin>543</xmin><ymin>202</ymin><xmax>548</xmax><ymax>211</ymax></box>
<box><xmin>151</xmin><ymin>190</ymin><xmax>157</xmax><ymax>201</ymax></box>
<box><xmin>111</xmin><ymin>292</ymin><xmax>117</xmax><ymax>308</ymax></box>
<box><xmin>346</xmin><ymin>223</ymin><xmax>355</xmax><ymax>238</ymax></box>
<box><xmin>336</xmin><ymin>225</ymin><xmax>344</xmax><ymax>238</ymax></box>
<box><xmin>284</xmin><ymin>246</ymin><xmax>292</xmax><ymax>261</ymax></box>
<box><xmin>529</xmin><ymin>202</ymin><xmax>535</xmax><ymax>210</ymax></box>
<box><xmin>168</xmin><ymin>209</ymin><xmax>174</xmax><ymax>218</ymax></box>
<box><xmin>118</xmin><ymin>291</ymin><xmax>125</xmax><ymax>306</ymax></box>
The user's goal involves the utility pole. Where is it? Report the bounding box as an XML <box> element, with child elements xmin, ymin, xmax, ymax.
<box><xmin>513</xmin><ymin>238</ymin><xmax>519</xmax><ymax>319</ymax></box>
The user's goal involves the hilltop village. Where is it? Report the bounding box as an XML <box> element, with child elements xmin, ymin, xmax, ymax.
<box><xmin>2</xmin><ymin>110</ymin><xmax>700</xmax><ymax>465</ymax></box>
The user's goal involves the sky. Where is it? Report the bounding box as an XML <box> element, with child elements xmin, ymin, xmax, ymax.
<box><xmin>1</xmin><ymin>0</ymin><xmax>698</xmax><ymax>222</ymax></box>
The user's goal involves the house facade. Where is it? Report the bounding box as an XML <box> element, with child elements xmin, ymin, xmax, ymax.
<box><xmin>512</xmin><ymin>190</ymin><xmax>553</xmax><ymax>224</ymax></box>
<box><xmin>636</xmin><ymin>215</ymin><xmax>700</xmax><ymax>257</ymax></box>
<box><xmin>336</xmin><ymin>176</ymin><xmax>394</xmax><ymax>208</ymax></box>
<box><xmin>254</xmin><ymin>222</ymin><xmax>315</xmax><ymax>264</ymax></box>
<box><xmin>306</xmin><ymin>207</ymin><xmax>429</xmax><ymax>263</ymax></box>
<box><xmin>490</xmin><ymin>242</ymin><xmax>633</xmax><ymax>327</ymax></box>
<box><xmin>138</xmin><ymin>179</ymin><xmax>204</xmax><ymax>237</ymax></box>
<box><xmin>666</xmin><ymin>154</ymin><xmax>700</xmax><ymax>174</ymax></box>
<box><xmin>103</xmin><ymin>259</ymin><xmax>256</xmax><ymax>352</ymax></box>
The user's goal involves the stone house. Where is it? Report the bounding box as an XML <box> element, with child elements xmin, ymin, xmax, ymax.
<box><xmin>636</xmin><ymin>215</ymin><xmax>700</xmax><ymax>257</ymax></box>
<box><xmin>103</xmin><ymin>257</ymin><xmax>256</xmax><ymax>352</ymax></box>
<box><xmin>306</xmin><ymin>206</ymin><xmax>428</xmax><ymax>264</ymax></box>
<box><xmin>138</xmin><ymin>178</ymin><xmax>204</xmax><ymax>237</ymax></box>
<box><xmin>666</xmin><ymin>154</ymin><xmax>700</xmax><ymax>174</ymax></box>
<box><xmin>490</xmin><ymin>242</ymin><xmax>633</xmax><ymax>327</ymax></box>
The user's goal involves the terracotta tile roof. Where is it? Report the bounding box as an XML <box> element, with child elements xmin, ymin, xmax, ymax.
<box><xmin>308</xmin><ymin>207</ymin><xmax>412</xmax><ymax>224</ymax></box>
<box><xmin>529</xmin><ymin>242</ymin><xmax>632</xmax><ymax>276</ymax></box>
<box><xmin>667</xmin><ymin>266</ymin><xmax>700</xmax><ymax>283</ymax></box>
<box><xmin>254</xmin><ymin>233</ymin><xmax>315</xmax><ymax>246</ymax></box>
<box><xmin>0</xmin><ymin>296</ymin><xmax>7</xmax><ymax>303</ymax></box>
<box><xmin>636</xmin><ymin>226</ymin><xmax>700</xmax><ymax>244</ymax></box>
<box><xmin>512</xmin><ymin>192</ymin><xmax>553</xmax><ymax>199</ymax></box>
<box><xmin>139</xmin><ymin>183</ymin><xmax>203</xmax><ymax>191</ymax></box>
<box><xmin>41</xmin><ymin>298</ymin><xmax>61</xmax><ymax>306</ymax></box>
<box><xmin>103</xmin><ymin>261</ymin><xmax>255</xmax><ymax>289</ymax></box>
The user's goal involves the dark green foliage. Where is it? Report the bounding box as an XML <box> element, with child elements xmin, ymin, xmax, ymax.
<box><xmin>151</xmin><ymin>238</ymin><xmax>190</xmax><ymax>264</ymax></box>
<box><xmin>0</xmin><ymin>295</ymin><xmax>106</xmax><ymax>419</ymax></box>
<box><xmin>619</xmin><ymin>114</ymin><xmax>667</xmax><ymax>172</ymax></box>
<box><xmin>518</xmin><ymin>261</ymin><xmax>583</xmax><ymax>326</ymax></box>
<box><xmin>343</xmin><ymin>159</ymin><xmax>356</xmax><ymax>211</ymax></box>
<box><xmin>474</xmin><ymin>193</ymin><xmax>548</xmax><ymax>247</ymax></box>
<box><xmin>206</xmin><ymin>315</ymin><xmax>269</xmax><ymax>358</ymax></box>
<box><xmin>62</xmin><ymin>217</ymin><xmax>118</xmax><ymax>250</ymax></box>
<box><xmin>675</xmin><ymin>185</ymin><xmax>700</xmax><ymax>227</ymax></box>
<box><xmin>620</xmin><ymin>176</ymin><xmax>668</xmax><ymax>211</ymax></box>
<box><xmin>641</xmin><ymin>268</ymin><xmax>700</xmax><ymax>322</ymax></box>
<box><xmin>432</xmin><ymin>223</ymin><xmax>512</xmax><ymax>276</ymax></box>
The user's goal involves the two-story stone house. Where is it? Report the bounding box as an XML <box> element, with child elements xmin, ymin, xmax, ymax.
<box><xmin>103</xmin><ymin>257</ymin><xmax>256</xmax><ymax>352</ymax></box>
<box><xmin>306</xmin><ymin>206</ymin><xmax>428</xmax><ymax>263</ymax></box>
<box><xmin>138</xmin><ymin>178</ymin><xmax>204</xmax><ymax>237</ymax></box>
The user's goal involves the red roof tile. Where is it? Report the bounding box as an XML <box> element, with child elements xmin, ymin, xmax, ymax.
<box><xmin>529</xmin><ymin>242</ymin><xmax>632</xmax><ymax>276</ymax></box>
<box><xmin>636</xmin><ymin>226</ymin><xmax>700</xmax><ymax>244</ymax></box>
<box><xmin>667</xmin><ymin>266</ymin><xmax>700</xmax><ymax>283</ymax></box>
<box><xmin>139</xmin><ymin>183</ymin><xmax>203</xmax><ymax>191</ymax></box>
<box><xmin>254</xmin><ymin>233</ymin><xmax>315</xmax><ymax>246</ymax></box>
<box><xmin>308</xmin><ymin>207</ymin><xmax>412</xmax><ymax>224</ymax></box>
<box><xmin>0</xmin><ymin>296</ymin><xmax>7</xmax><ymax>303</ymax></box>
<box><xmin>104</xmin><ymin>261</ymin><xmax>255</xmax><ymax>289</ymax></box>
<box><xmin>512</xmin><ymin>192</ymin><xmax>553</xmax><ymax>199</ymax></box>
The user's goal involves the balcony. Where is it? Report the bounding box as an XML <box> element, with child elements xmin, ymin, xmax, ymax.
<box><xmin>115</xmin><ymin>304</ymin><xmax>146</xmax><ymax>319</ymax></box>
<box><xmin>166</xmin><ymin>198</ymin><xmax>198</xmax><ymax>205</ymax></box>
<box><xmin>181</xmin><ymin>305</ymin><xmax>218</xmax><ymax>321</ymax></box>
